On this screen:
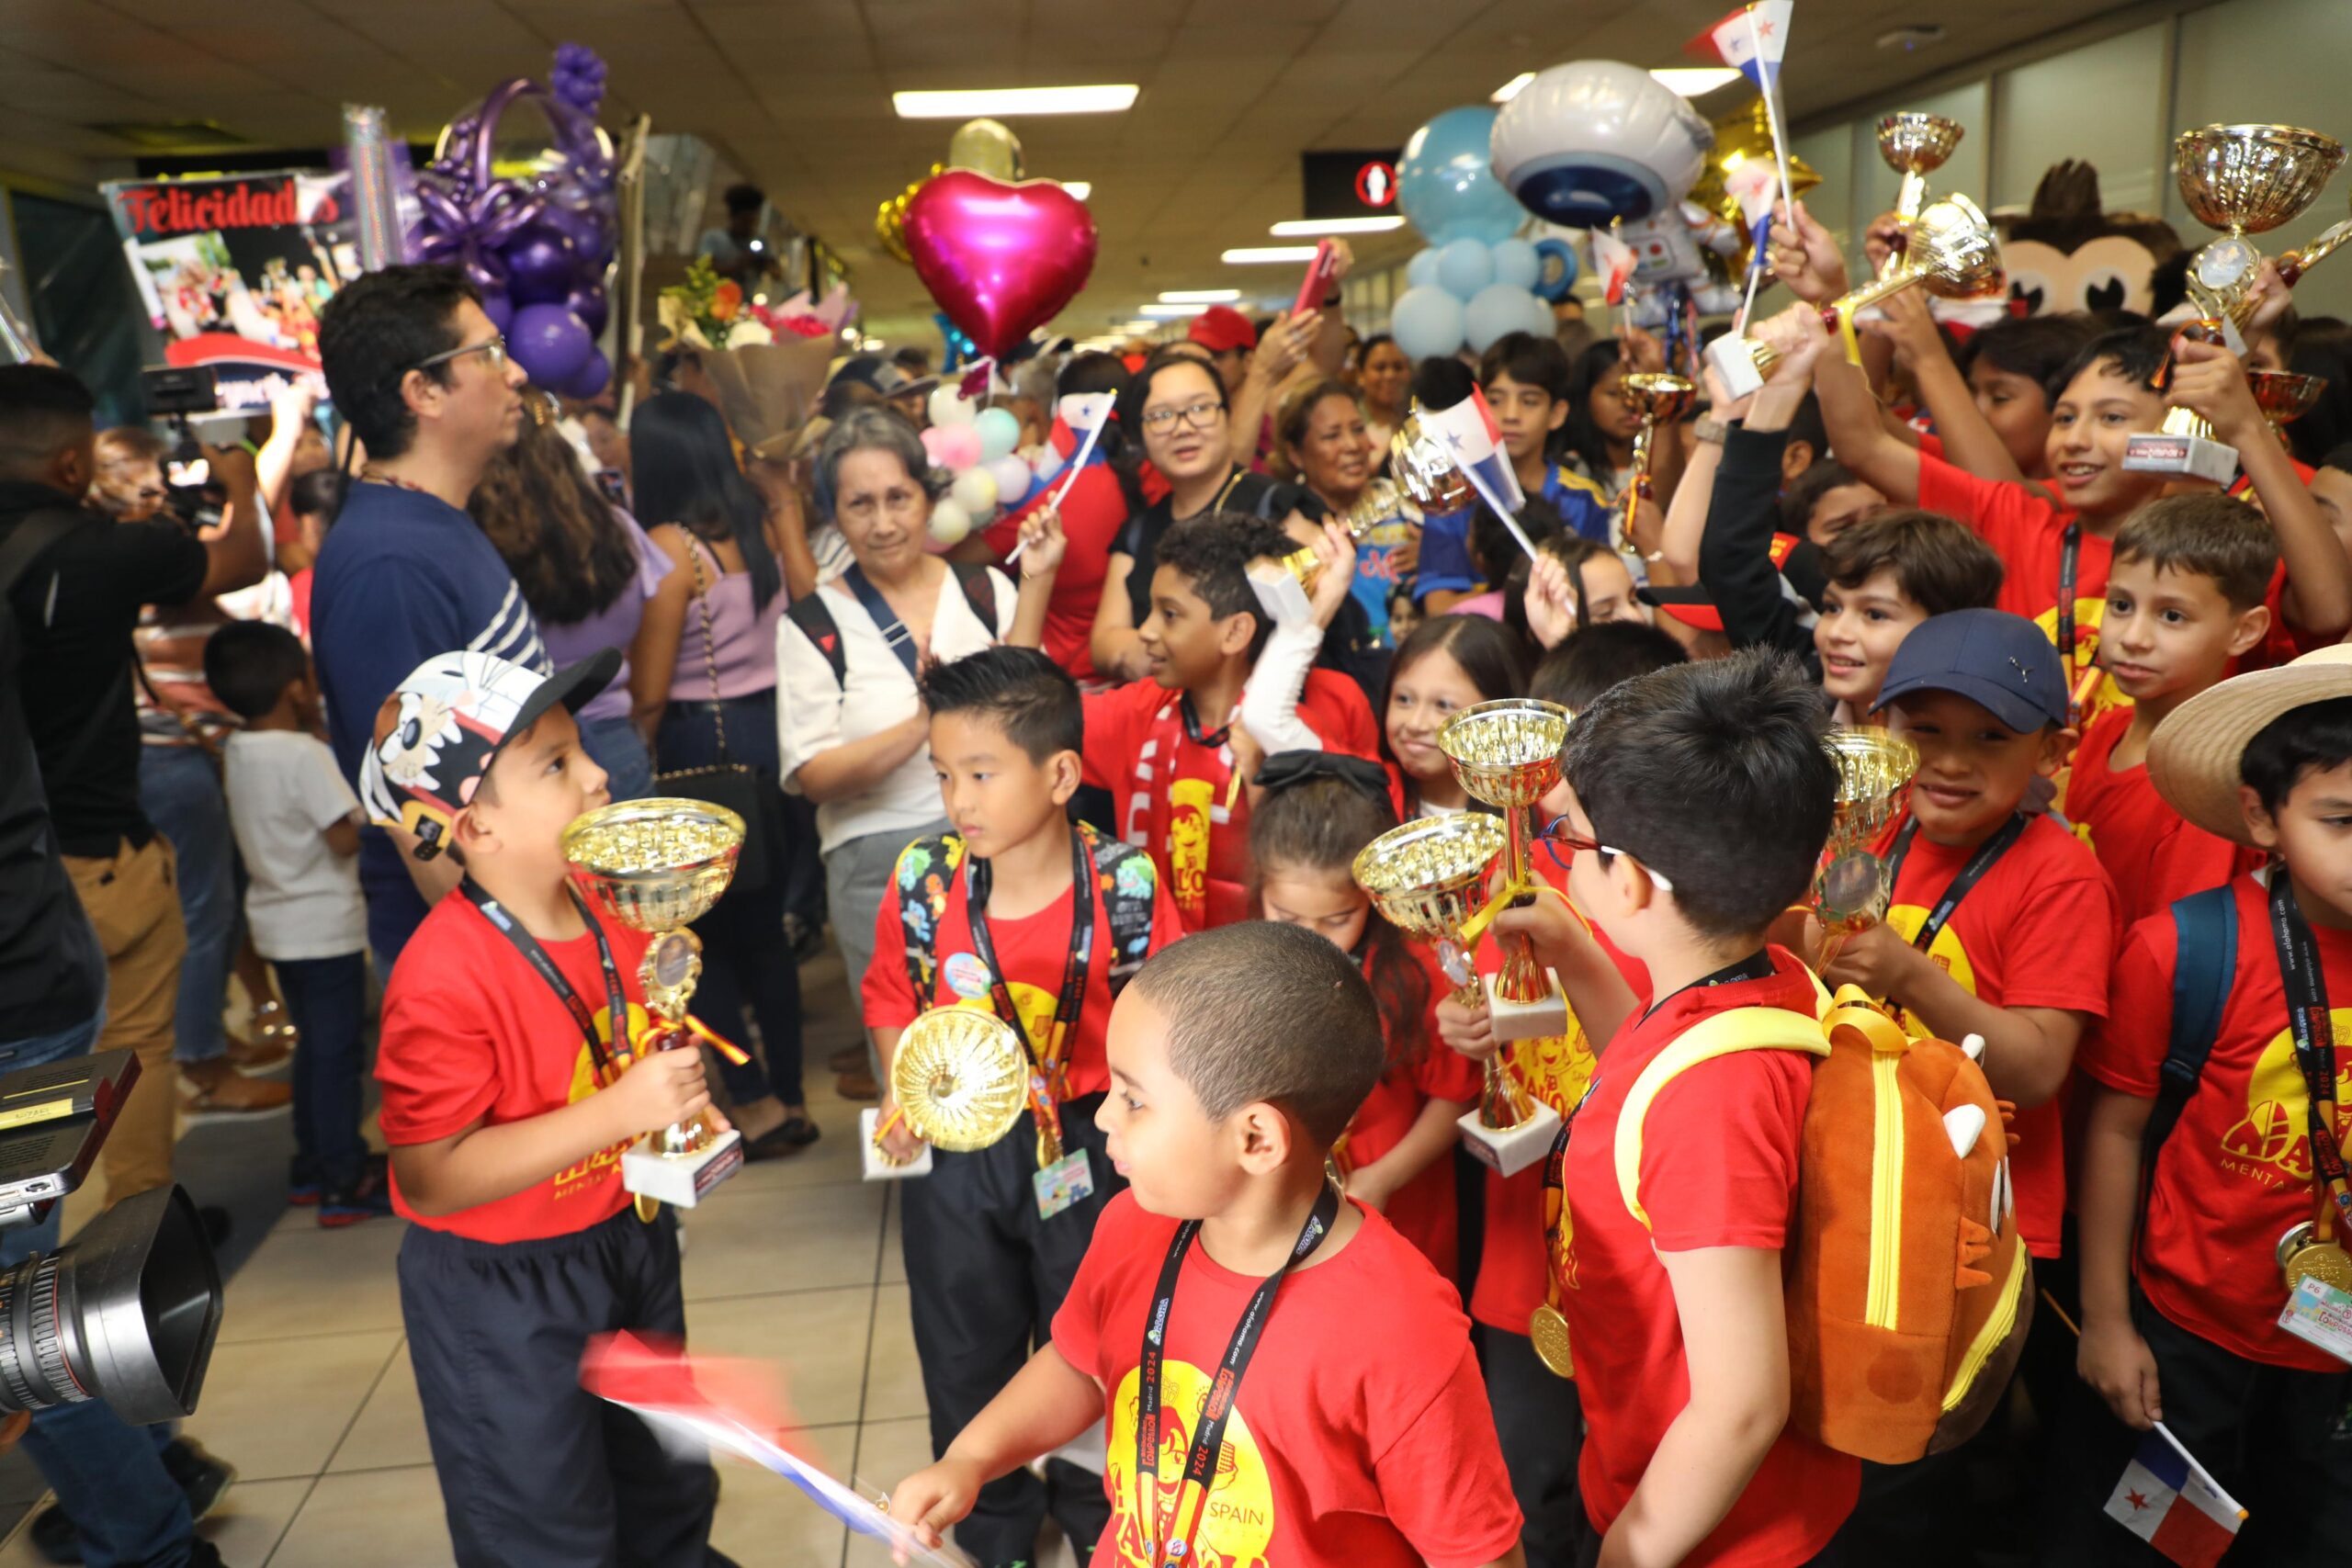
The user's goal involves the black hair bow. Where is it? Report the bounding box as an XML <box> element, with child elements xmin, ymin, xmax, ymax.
<box><xmin>1251</xmin><ymin>750</ymin><xmax>1393</xmax><ymax>807</ymax></box>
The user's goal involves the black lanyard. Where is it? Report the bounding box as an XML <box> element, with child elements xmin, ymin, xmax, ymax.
<box><xmin>2266</xmin><ymin>875</ymin><xmax>2352</xmax><ymax>1233</ymax></box>
<box><xmin>965</xmin><ymin>826</ymin><xmax>1097</xmax><ymax>1083</ymax></box>
<box><xmin>1885</xmin><ymin>814</ymin><xmax>2029</xmax><ymax>953</ymax></box>
<box><xmin>462</xmin><ymin>880</ymin><xmax>629</xmax><ymax>1079</ymax></box>
<box><xmin>1638</xmin><ymin>948</ymin><xmax>1778</xmax><ymax>1023</ymax></box>
<box><xmin>1135</xmin><ymin>1181</ymin><xmax>1341</xmax><ymax>1568</ymax></box>
<box><xmin>2055</xmin><ymin>521</ymin><xmax>2087</xmax><ymax>720</ymax></box>
<box><xmin>1179</xmin><ymin>693</ymin><xmax>1229</xmax><ymax>751</ymax></box>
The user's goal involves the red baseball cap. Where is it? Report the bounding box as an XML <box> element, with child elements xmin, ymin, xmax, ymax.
<box><xmin>1188</xmin><ymin>306</ymin><xmax>1257</xmax><ymax>355</ymax></box>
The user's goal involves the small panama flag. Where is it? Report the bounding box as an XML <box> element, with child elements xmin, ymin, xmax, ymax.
<box><xmin>1697</xmin><ymin>1</ymin><xmax>1795</xmax><ymax>91</ymax></box>
<box><xmin>1590</xmin><ymin>226</ymin><xmax>1637</xmax><ymax>305</ymax></box>
<box><xmin>2103</xmin><ymin>1423</ymin><xmax>2246</xmax><ymax>1567</ymax></box>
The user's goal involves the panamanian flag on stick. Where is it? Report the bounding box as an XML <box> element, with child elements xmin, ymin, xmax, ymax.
<box><xmin>1423</xmin><ymin>387</ymin><xmax>1526</xmax><ymax>514</ymax></box>
<box><xmin>2103</xmin><ymin>1423</ymin><xmax>2246</xmax><ymax>1567</ymax></box>
<box><xmin>1697</xmin><ymin>1</ymin><xmax>1794</xmax><ymax>90</ymax></box>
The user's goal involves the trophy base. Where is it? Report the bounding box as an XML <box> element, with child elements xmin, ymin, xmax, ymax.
<box><xmin>622</xmin><ymin>1128</ymin><xmax>742</xmax><ymax>1209</ymax></box>
<box><xmin>1487</xmin><ymin>970</ymin><xmax>1569</xmax><ymax>1042</ymax></box>
<box><xmin>2123</xmin><ymin>430</ymin><xmax>2239</xmax><ymax>487</ymax></box>
<box><xmin>1247</xmin><ymin>561</ymin><xmax>1314</xmax><ymax>629</ymax></box>
<box><xmin>1705</xmin><ymin>334</ymin><xmax>1765</xmax><ymax>400</ymax></box>
<box><xmin>859</xmin><ymin>1107</ymin><xmax>934</xmax><ymax>1181</ymax></box>
<box><xmin>1458</xmin><ymin>1100</ymin><xmax>1564</xmax><ymax>1179</ymax></box>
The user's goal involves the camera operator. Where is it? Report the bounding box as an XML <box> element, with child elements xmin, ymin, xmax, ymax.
<box><xmin>0</xmin><ymin>365</ymin><xmax>266</xmax><ymax>1204</ymax></box>
<box><xmin>0</xmin><ymin>370</ymin><xmax>234</xmax><ymax>1565</ymax></box>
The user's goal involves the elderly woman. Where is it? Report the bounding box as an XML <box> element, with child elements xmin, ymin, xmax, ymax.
<box><xmin>1277</xmin><ymin>378</ymin><xmax>1420</xmax><ymax>647</ymax></box>
<box><xmin>777</xmin><ymin>407</ymin><xmax>1055</xmax><ymax>1096</ymax></box>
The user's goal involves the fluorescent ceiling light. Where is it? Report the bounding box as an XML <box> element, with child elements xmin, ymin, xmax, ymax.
<box><xmin>1140</xmin><ymin>303</ymin><xmax>1207</xmax><ymax>318</ymax></box>
<box><xmin>1062</xmin><ymin>181</ymin><xmax>1091</xmax><ymax>201</ymax></box>
<box><xmin>1650</xmin><ymin>67</ymin><xmax>1742</xmax><ymax>95</ymax></box>
<box><xmin>1159</xmin><ymin>288</ymin><xmax>1240</xmax><ymax>303</ymax></box>
<box><xmin>1269</xmin><ymin>216</ymin><xmax>1407</xmax><ymax>236</ymax></box>
<box><xmin>1222</xmin><ymin>245</ymin><xmax>1320</xmax><ymax>265</ymax></box>
<box><xmin>1495</xmin><ymin>66</ymin><xmax>1741</xmax><ymax>103</ymax></box>
<box><xmin>893</xmin><ymin>85</ymin><xmax>1137</xmax><ymax>118</ymax></box>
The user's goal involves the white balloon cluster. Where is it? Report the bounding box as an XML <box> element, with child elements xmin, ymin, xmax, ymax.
<box><xmin>1389</xmin><ymin>236</ymin><xmax>1556</xmax><ymax>361</ymax></box>
<box><xmin>917</xmin><ymin>383</ymin><xmax>1057</xmax><ymax>547</ymax></box>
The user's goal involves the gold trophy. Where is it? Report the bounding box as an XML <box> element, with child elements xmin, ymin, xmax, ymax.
<box><xmin>1811</xmin><ymin>732</ymin><xmax>1919</xmax><ymax>972</ymax></box>
<box><xmin>1438</xmin><ymin>699</ymin><xmax>1574</xmax><ymax>1042</ymax></box>
<box><xmin>2174</xmin><ymin>124</ymin><xmax>2345</xmax><ymax>333</ymax></box>
<box><xmin>1613</xmin><ymin>373</ymin><xmax>1697</xmax><ymax>558</ymax></box>
<box><xmin>1708</xmin><ymin>195</ymin><xmax>2003</xmax><ymax>400</ymax></box>
<box><xmin>1249</xmin><ymin>478</ymin><xmax>1424</xmax><ymax>626</ymax></box>
<box><xmin>862</xmin><ymin>1008</ymin><xmax>1032</xmax><ymax>1179</ymax></box>
<box><xmin>1873</xmin><ymin>113</ymin><xmax>1966</xmax><ymax>276</ymax></box>
<box><xmin>2250</xmin><ymin>368</ymin><xmax>2328</xmax><ymax>446</ymax></box>
<box><xmin>1354</xmin><ymin>811</ymin><xmax>1561</xmax><ymax>1178</ymax></box>
<box><xmin>562</xmin><ymin>799</ymin><xmax>748</xmax><ymax>1216</ymax></box>
<box><xmin>1389</xmin><ymin>405</ymin><xmax>1475</xmax><ymax>513</ymax></box>
<box><xmin>2124</xmin><ymin>313</ymin><xmax>2247</xmax><ymax>487</ymax></box>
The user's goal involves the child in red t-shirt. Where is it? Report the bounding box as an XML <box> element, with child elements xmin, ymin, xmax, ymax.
<box><xmin>363</xmin><ymin>648</ymin><xmax>726</xmax><ymax>1566</ymax></box>
<box><xmin>1485</xmin><ymin>650</ymin><xmax>1856</xmax><ymax>1567</ymax></box>
<box><xmin>1818</xmin><ymin>610</ymin><xmax>2119</xmax><ymax>1263</ymax></box>
<box><xmin>1075</xmin><ymin>512</ymin><xmax>1379</xmax><ymax>930</ymax></box>
<box><xmin>2068</xmin><ymin>496</ymin><xmax>2275</xmax><ymax>926</ymax></box>
<box><xmin>889</xmin><ymin>920</ymin><xmax>1525</xmax><ymax>1568</ymax></box>
<box><xmin>1246</xmin><ymin>750</ymin><xmax>1478</xmax><ymax>1277</ymax></box>
<box><xmin>862</xmin><ymin>647</ymin><xmax>1184</xmax><ymax>1566</ymax></box>
<box><xmin>2061</xmin><ymin>649</ymin><xmax>2352</xmax><ymax>1564</ymax></box>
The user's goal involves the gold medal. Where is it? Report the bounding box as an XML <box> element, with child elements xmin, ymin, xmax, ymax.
<box><xmin>2279</xmin><ymin>1220</ymin><xmax>2352</xmax><ymax>1293</ymax></box>
<box><xmin>1529</xmin><ymin>1303</ymin><xmax>1575</xmax><ymax>1379</ymax></box>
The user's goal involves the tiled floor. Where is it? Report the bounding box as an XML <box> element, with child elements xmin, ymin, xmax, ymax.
<box><xmin>3</xmin><ymin>950</ymin><xmax>1078</xmax><ymax>1568</ymax></box>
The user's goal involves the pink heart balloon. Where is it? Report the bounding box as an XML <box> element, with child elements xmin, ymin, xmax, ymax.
<box><xmin>904</xmin><ymin>171</ymin><xmax>1097</xmax><ymax>361</ymax></box>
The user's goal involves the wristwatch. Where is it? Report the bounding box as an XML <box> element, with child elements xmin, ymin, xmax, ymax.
<box><xmin>1693</xmin><ymin>418</ymin><xmax>1729</xmax><ymax>446</ymax></box>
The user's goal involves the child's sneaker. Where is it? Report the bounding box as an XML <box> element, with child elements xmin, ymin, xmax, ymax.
<box><xmin>319</xmin><ymin>1168</ymin><xmax>394</xmax><ymax>1227</ymax></box>
<box><xmin>288</xmin><ymin>1180</ymin><xmax>322</xmax><ymax>1207</ymax></box>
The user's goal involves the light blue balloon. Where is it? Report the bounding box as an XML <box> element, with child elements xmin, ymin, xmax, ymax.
<box><xmin>1405</xmin><ymin>247</ymin><xmax>1443</xmax><ymax>289</ymax></box>
<box><xmin>1389</xmin><ymin>284</ymin><xmax>1467</xmax><ymax>360</ymax></box>
<box><xmin>1435</xmin><ymin>238</ymin><xmax>1494</xmax><ymax>301</ymax></box>
<box><xmin>1490</xmin><ymin>237</ymin><xmax>1541</xmax><ymax>291</ymax></box>
<box><xmin>1397</xmin><ymin>105</ymin><xmax>1525</xmax><ymax>246</ymax></box>
<box><xmin>1464</xmin><ymin>284</ymin><xmax>1552</xmax><ymax>354</ymax></box>
<box><xmin>1530</xmin><ymin>237</ymin><xmax>1581</xmax><ymax>301</ymax></box>
<box><xmin>974</xmin><ymin>407</ymin><xmax>1022</xmax><ymax>463</ymax></box>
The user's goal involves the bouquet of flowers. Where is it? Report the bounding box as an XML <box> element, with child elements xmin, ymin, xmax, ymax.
<box><xmin>659</xmin><ymin>259</ymin><xmax>854</xmax><ymax>458</ymax></box>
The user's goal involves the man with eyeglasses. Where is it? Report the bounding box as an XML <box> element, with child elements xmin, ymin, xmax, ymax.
<box><xmin>312</xmin><ymin>265</ymin><xmax>543</xmax><ymax>971</ymax></box>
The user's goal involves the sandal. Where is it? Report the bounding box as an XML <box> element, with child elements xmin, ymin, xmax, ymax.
<box><xmin>744</xmin><ymin>1116</ymin><xmax>820</xmax><ymax>1160</ymax></box>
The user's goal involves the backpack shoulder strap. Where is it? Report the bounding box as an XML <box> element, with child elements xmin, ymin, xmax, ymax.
<box><xmin>2141</xmin><ymin>884</ymin><xmax>2238</xmax><ymax>1177</ymax></box>
<box><xmin>783</xmin><ymin>588</ymin><xmax>848</xmax><ymax>688</ymax></box>
<box><xmin>1084</xmin><ymin>825</ymin><xmax>1159</xmax><ymax>995</ymax></box>
<box><xmin>1615</xmin><ymin>972</ymin><xmax>1834</xmax><ymax>1229</ymax></box>
<box><xmin>952</xmin><ymin>561</ymin><xmax>999</xmax><ymax>634</ymax></box>
<box><xmin>890</xmin><ymin>833</ymin><xmax>967</xmax><ymax>1003</ymax></box>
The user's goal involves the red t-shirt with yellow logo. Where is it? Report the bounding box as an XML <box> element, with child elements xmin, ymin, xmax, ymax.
<box><xmin>1081</xmin><ymin>674</ymin><xmax>1379</xmax><ymax>931</ymax></box>
<box><xmin>378</xmin><ymin>891</ymin><xmax>651</xmax><ymax>1242</ymax></box>
<box><xmin>2080</xmin><ymin>874</ymin><xmax>2352</xmax><ymax>1370</ymax></box>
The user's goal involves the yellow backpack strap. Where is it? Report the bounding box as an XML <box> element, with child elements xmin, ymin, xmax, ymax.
<box><xmin>1613</xmin><ymin>973</ymin><xmax>1834</xmax><ymax>1230</ymax></box>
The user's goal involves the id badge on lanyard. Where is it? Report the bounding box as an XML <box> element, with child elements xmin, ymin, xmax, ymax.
<box><xmin>969</xmin><ymin>828</ymin><xmax>1098</xmax><ymax>1220</ymax></box>
<box><xmin>2265</xmin><ymin>875</ymin><xmax>2352</xmax><ymax>1358</ymax></box>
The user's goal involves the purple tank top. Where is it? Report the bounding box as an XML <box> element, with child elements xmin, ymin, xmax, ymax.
<box><xmin>669</xmin><ymin>537</ymin><xmax>786</xmax><ymax>702</ymax></box>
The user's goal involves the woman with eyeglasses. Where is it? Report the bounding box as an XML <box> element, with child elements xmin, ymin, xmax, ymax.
<box><xmin>470</xmin><ymin>406</ymin><xmax>672</xmax><ymax>802</ymax></box>
<box><xmin>777</xmin><ymin>407</ymin><xmax>1055</xmax><ymax>1098</ymax></box>
<box><xmin>1088</xmin><ymin>348</ymin><xmax>1315</xmax><ymax>683</ymax></box>
<box><xmin>627</xmin><ymin>390</ymin><xmax>819</xmax><ymax>1156</ymax></box>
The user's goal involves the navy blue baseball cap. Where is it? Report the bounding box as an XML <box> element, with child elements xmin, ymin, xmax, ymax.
<box><xmin>1871</xmin><ymin>608</ymin><xmax>2069</xmax><ymax>732</ymax></box>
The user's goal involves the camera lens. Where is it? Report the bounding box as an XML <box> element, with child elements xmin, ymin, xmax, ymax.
<box><xmin>0</xmin><ymin>1187</ymin><xmax>221</xmax><ymax>1425</ymax></box>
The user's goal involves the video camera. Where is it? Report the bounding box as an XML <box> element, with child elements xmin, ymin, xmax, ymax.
<box><xmin>0</xmin><ymin>1049</ymin><xmax>223</xmax><ymax>1425</ymax></box>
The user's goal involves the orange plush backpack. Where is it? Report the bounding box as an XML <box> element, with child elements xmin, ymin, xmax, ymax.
<box><xmin>1613</xmin><ymin>979</ymin><xmax>2033</xmax><ymax>1463</ymax></box>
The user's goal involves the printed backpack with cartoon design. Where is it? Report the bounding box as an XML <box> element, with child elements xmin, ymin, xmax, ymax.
<box><xmin>1614</xmin><ymin>979</ymin><xmax>2033</xmax><ymax>1464</ymax></box>
<box><xmin>892</xmin><ymin>822</ymin><xmax>1161</xmax><ymax>1004</ymax></box>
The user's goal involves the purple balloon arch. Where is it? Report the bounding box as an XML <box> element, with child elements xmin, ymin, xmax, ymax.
<box><xmin>413</xmin><ymin>44</ymin><xmax>617</xmax><ymax>395</ymax></box>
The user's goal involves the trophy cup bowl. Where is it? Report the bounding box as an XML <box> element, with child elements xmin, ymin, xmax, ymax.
<box><xmin>888</xmin><ymin>1008</ymin><xmax>1031</xmax><ymax>1154</ymax></box>
<box><xmin>1438</xmin><ymin>698</ymin><xmax>1575</xmax><ymax>1052</ymax></box>
<box><xmin>1812</xmin><ymin>732</ymin><xmax>1919</xmax><ymax>968</ymax></box>
<box><xmin>2176</xmin><ymin>124</ymin><xmax>2345</xmax><ymax>236</ymax></box>
<box><xmin>562</xmin><ymin>798</ymin><xmax>748</xmax><ymax>1213</ymax></box>
<box><xmin>1353</xmin><ymin>810</ymin><xmax>1559</xmax><ymax>1176</ymax></box>
<box><xmin>1620</xmin><ymin>372</ymin><xmax>1698</xmax><ymax>426</ymax></box>
<box><xmin>2249</xmin><ymin>368</ymin><xmax>2328</xmax><ymax>433</ymax></box>
<box><xmin>1389</xmin><ymin>406</ymin><xmax>1474</xmax><ymax>513</ymax></box>
<box><xmin>1875</xmin><ymin>113</ymin><xmax>1964</xmax><ymax>181</ymax></box>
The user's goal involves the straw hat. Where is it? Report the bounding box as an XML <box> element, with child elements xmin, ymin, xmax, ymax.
<box><xmin>2147</xmin><ymin>644</ymin><xmax>2352</xmax><ymax>845</ymax></box>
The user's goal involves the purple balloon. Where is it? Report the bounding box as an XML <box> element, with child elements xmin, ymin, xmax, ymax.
<box><xmin>557</xmin><ymin>348</ymin><xmax>611</xmax><ymax>399</ymax></box>
<box><xmin>503</xmin><ymin>224</ymin><xmax>577</xmax><ymax>306</ymax></box>
<box><xmin>564</xmin><ymin>285</ymin><xmax>608</xmax><ymax>338</ymax></box>
<box><xmin>480</xmin><ymin>288</ymin><xmax>514</xmax><ymax>334</ymax></box>
<box><xmin>509</xmin><ymin>303</ymin><xmax>594</xmax><ymax>383</ymax></box>
<box><xmin>538</xmin><ymin>200</ymin><xmax>606</xmax><ymax>265</ymax></box>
